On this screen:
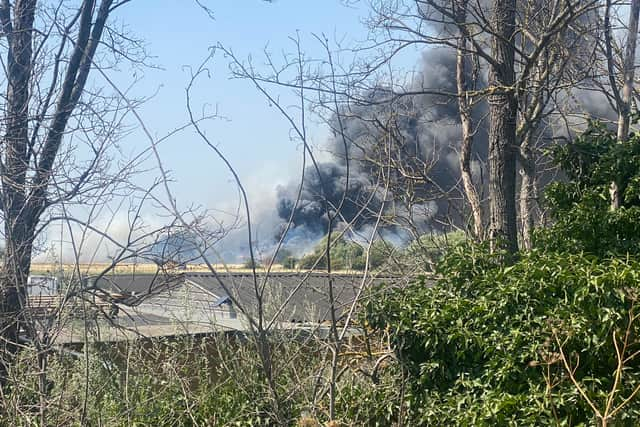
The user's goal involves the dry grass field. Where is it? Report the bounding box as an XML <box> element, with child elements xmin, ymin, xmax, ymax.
<box><xmin>29</xmin><ymin>263</ymin><xmax>302</xmax><ymax>275</ymax></box>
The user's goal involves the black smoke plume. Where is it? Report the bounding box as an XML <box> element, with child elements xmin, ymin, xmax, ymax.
<box><xmin>276</xmin><ymin>162</ymin><xmax>383</xmax><ymax>235</ymax></box>
<box><xmin>275</xmin><ymin>47</ymin><xmax>488</xmax><ymax>241</ymax></box>
<box><xmin>273</xmin><ymin>4</ymin><xmax>607</xmax><ymax>248</ymax></box>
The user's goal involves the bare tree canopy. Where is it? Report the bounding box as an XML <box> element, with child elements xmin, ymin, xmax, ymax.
<box><xmin>0</xmin><ymin>0</ymin><xmax>142</xmax><ymax>378</ymax></box>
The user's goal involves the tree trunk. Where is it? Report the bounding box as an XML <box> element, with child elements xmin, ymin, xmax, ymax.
<box><xmin>1</xmin><ymin>218</ymin><xmax>34</xmax><ymax>378</ymax></box>
<box><xmin>519</xmin><ymin>136</ymin><xmax>536</xmax><ymax>250</ymax></box>
<box><xmin>488</xmin><ymin>0</ymin><xmax>518</xmax><ymax>254</ymax></box>
<box><xmin>617</xmin><ymin>0</ymin><xmax>640</xmax><ymax>141</ymax></box>
<box><xmin>0</xmin><ymin>0</ymin><xmax>36</xmax><ymax>380</ymax></box>
<box><xmin>456</xmin><ymin>1</ymin><xmax>484</xmax><ymax>240</ymax></box>
<box><xmin>611</xmin><ymin>0</ymin><xmax>640</xmax><ymax>209</ymax></box>
<box><xmin>0</xmin><ymin>0</ymin><xmax>114</xmax><ymax>383</ymax></box>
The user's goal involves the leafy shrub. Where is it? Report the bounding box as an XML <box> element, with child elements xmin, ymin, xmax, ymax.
<box><xmin>366</xmin><ymin>243</ymin><xmax>640</xmax><ymax>425</ymax></box>
<box><xmin>539</xmin><ymin>121</ymin><xmax>640</xmax><ymax>257</ymax></box>
<box><xmin>298</xmin><ymin>235</ymin><xmax>393</xmax><ymax>271</ymax></box>
<box><xmin>400</xmin><ymin>230</ymin><xmax>467</xmax><ymax>271</ymax></box>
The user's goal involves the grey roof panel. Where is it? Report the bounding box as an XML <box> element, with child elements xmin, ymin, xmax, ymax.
<box><xmin>91</xmin><ymin>272</ymin><xmax>397</xmax><ymax>323</ymax></box>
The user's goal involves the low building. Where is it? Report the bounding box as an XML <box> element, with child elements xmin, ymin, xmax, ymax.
<box><xmin>44</xmin><ymin>271</ymin><xmax>395</xmax><ymax>344</ymax></box>
<box><xmin>27</xmin><ymin>275</ymin><xmax>59</xmax><ymax>296</ymax></box>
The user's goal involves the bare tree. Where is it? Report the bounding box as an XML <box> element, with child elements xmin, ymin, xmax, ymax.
<box><xmin>0</xmin><ymin>0</ymin><xmax>142</xmax><ymax>379</ymax></box>
<box><xmin>455</xmin><ymin>0</ymin><xmax>484</xmax><ymax>239</ymax></box>
<box><xmin>486</xmin><ymin>0</ymin><xmax>519</xmax><ymax>253</ymax></box>
<box><xmin>516</xmin><ymin>1</ymin><xmax>600</xmax><ymax>249</ymax></box>
<box><xmin>1</xmin><ymin>1</ymin><xmax>401</xmax><ymax>423</ymax></box>
<box><xmin>605</xmin><ymin>0</ymin><xmax>640</xmax><ymax>209</ymax></box>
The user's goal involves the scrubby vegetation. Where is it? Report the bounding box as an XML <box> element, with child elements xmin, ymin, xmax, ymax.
<box><xmin>3</xmin><ymin>334</ymin><xmax>404</xmax><ymax>426</ymax></box>
<box><xmin>296</xmin><ymin>236</ymin><xmax>393</xmax><ymax>271</ymax></box>
<box><xmin>362</xmin><ymin>123</ymin><xmax>640</xmax><ymax>425</ymax></box>
<box><xmin>10</xmin><ymin>124</ymin><xmax>640</xmax><ymax>426</ymax></box>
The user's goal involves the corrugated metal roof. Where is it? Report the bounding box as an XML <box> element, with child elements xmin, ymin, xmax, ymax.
<box><xmin>91</xmin><ymin>272</ymin><xmax>398</xmax><ymax>323</ymax></box>
<box><xmin>33</xmin><ymin>272</ymin><xmax>408</xmax><ymax>343</ymax></box>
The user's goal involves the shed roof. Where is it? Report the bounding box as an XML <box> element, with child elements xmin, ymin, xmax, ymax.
<box><xmin>91</xmin><ymin>272</ymin><xmax>397</xmax><ymax>323</ymax></box>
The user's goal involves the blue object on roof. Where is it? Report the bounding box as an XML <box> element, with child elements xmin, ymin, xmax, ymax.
<box><xmin>213</xmin><ymin>295</ymin><xmax>232</xmax><ymax>307</ymax></box>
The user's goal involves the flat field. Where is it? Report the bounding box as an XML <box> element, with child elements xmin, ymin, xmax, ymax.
<box><xmin>29</xmin><ymin>263</ymin><xmax>299</xmax><ymax>275</ymax></box>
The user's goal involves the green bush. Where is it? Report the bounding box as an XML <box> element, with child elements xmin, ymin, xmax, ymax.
<box><xmin>400</xmin><ymin>230</ymin><xmax>467</xmax><ymax>271</ymax></box>
<box><xmin>298</xmin><ymin>235</ymin><xmax>393</xmax><ymax>271</ymax></box>
<box><xmin>360</xmin><ymin>122</ymin><xmax>640</xmax><ymax>425</ymax></box>
<box><xmin>538</xmin><ymin>121</ymin><xmax>640</xmax><ymax>257</ymax></box>
<box><xmin>366</xmin><ymin>244</ymin><xmax>640</xmax><ymax>425</ymax></box>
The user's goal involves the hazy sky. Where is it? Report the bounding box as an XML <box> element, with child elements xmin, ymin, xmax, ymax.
<box><xmin>37</xmin><ymin>1</ymin><xmax>376</xmax><ymax>263</ymax></box>
<box><xmin>112</xmin><ymin>1</ymin><xmax>372</xmax><ymax>213</ymax></box>
<box><xmin>39</xmin><ymin>1</ymin><xmax>426</xmax><ymax>263</ymax></box>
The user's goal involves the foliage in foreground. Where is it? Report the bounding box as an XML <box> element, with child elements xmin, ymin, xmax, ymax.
<box><xmin>2</xmin><ymin>333</ymin><xmax>406</xmax><ymax>426</ymax></box>
<box><xmin>367</xmin><ymin>245</ymin><xmax>640</xmax><ymax>425</ymax></box>
<box><xmin>10</xmin><ymin>122</ymin><xmax>640</xmax><ymax>426</ymax></box>
<box><xmin>363</xmin><ymin>123</ymin><xmax>640</xmax><ymax>425</ymax></box>
<box><xmin>539</xmin><ymin>121</ymin><xmax>640</xmax><ymax>257</ymax></box>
